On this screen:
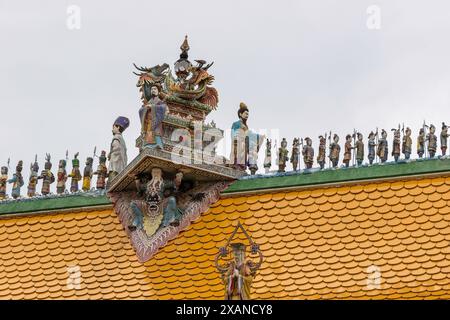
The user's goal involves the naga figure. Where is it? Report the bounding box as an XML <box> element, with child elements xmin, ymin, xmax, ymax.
<box><xmin>223</xmin><ymin>243</ymin><xmax>255</xmax><ymax>300</ymax></box>
<box><xmin>355</xmin><ymin>132</ymin><xmax>364</xmax><ymax>166</ymax></box>
<box><xmin>38</xmin><ymin>154</ymin><xmax>55</xmax><ymax>196</ymax></box>
<box><xmin>68</xmin><ymin>153</ymin><xmax>82</xmax><ymax>192</ymax></box>
<box><xmin>56</xmin><ymin>159</ymin><xmax>68</xmax><ymax>194</ymax></box>
<box><xmin>417</xmin><ymin>128</ymin><xmax>425</xmax><ymax>158</ymax></box>
<box><xmin>27</xmin><ymin>156</ymin><xmax>39</xmax><ymax>197</ymax></box>
<box><xmin>82</xmin><ymin>157</ymin><xmax>94</xmax><ymax>191</ymax></box>
<box><xmin>391</xmin><ymin>126</ymin><xmax>401</xmax><ymax>162</ymax></box>
<box><xmin>343</xmin><ymin>134</ymin><xmax>353</xmax><ymax>168</ymax></box>
<box><xmin>377</xmin><ymin>129</ymin><xmax>388</xmax><ymax>163</ymax></box>
<box><xmin>108</xmin><ymin>116</ymin><xmax>130</xmax><ymax>181</ymax></box>
<box><xmin>402</xmin><ymin>127</ymin><xmax>412</xmax><ymax>160</ymax></box>
<box><xmin>0</xmin><ymin>166</ymin><xmax>8</xmax><ymax>200</ymax></box>
<box><xmin>441</xmin><ymin>123</ymin><xmax>449</xmax><ymax>156</ymax></box>
<box><xmin>368</xmin><ymin>131</ymin><xmax>377</xmax><ymax>165</ymax></box>
<box><xmin>277</xmin><ymin>138</ymin><xmax>289</xmax><ymax>173</ymax></box>
<box><xmin>302</xmin><ymin>137</ymin><xmax>314</xmax><ymax>169</ymax></box>
<box><xmin>138</xmin><ymin>85</ymin><xmax>168</xmax><ymax>149</ymax></box>
<box><xmin>129</xmin><ymin>168</ymin><xmax>188</xmax><ymax>237</ymax></box>
<box><xmin>290</xmin><ymin>138</ymin><xmax>300</xmax><ymax>171</ymax></box>
<box><xmin>317</xmin><ymin>135</ymin><xmax>326</xmax><ymax>170</ymax></box>
<box><xmin>427</xmin><ymin>124</ymin><xmax>437</xmax><ymax>158</ymax></box>
<box><xmin>263</xmin><ymin>139</ymin><xmax>272</xmax><ymax>174</ymax></box>
<box><xmin>329</xmin><ymin>134</ymin><xmax>341</xmax><ymax>168</ymax></box>
<box><xmin>8</xmin><ymin>161</ymin><xmax>24</xmax><ymax>199</ymax></box>
<box><xmin>93</xmin><ymin>151</ymin><xmax>108</xmax><ymax>190</ymax></box>
<box><xmin>230</xmin><ymin>103</ymin><xmax>264</xmax><ymax>174</ymax></box>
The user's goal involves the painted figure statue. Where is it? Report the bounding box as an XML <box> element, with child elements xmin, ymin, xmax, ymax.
<box><xmin>417</xmin><ymin>128</ymin><xmax>425</xmax><ymax>158</ymax></box>
<box><xmin>129</xmin><ymin>168</ymin><xmax>185</xmax><ymax>237</ymax></box>
<box><xmin>329</xmin><ymin>134</ymin><xmax>340</xmax><ymax>168</ymax></box>
<box><xmin>290</xmin><ymin>138</ymin><xmax>300</xmax><ymax>171</ymax></box>
<box><xmin>38</xmin><ymin>154</ymin><xmax>55</xmax><ymax>196</ymax></box>
<box><xmin>82</xmin><ymin>157</ymin><xmax>94</xmax><ymax>191</ymax></box>
<box><xmin>108</xmin><ymin>116</ymin><xmax>130</xmax><ymax>181</ymax></box>
<box><xmin>343</xmin><ymin>134</ymin><xmax>353</xmax><ymax>168</ymax></box>
<box><xmin>355</xmin><ymin>132</ymin><xmax>364</xmax><ymax>166</ymax></box>
<box><xmin>317</xmin><ymin>135</ymin><xmax>326</xmax><ymax>170</ymax></box>
<box><xmin>302</xmin><ymin>137</ymin><xmax>314</xmax><ymax>169</ymax></box>
<box><xmin>402</xmin><ymin>127</ymin><xmax>412</xmax><ymax>160</ymax></box>
<box><xmin>230</xmin><ymin>103</ymin><xmax>264</xmax><ymax>174</ymax></box>
<box><xmin>139</xmin><ymin>85</ymin><xmax>168</xmax><ymax>149</ymax></box>
<box><xmin>56</xmin><ymin>159</ymin><xmax>68</xmax><ymax>194</ymax></box>
<box><xmin>0</xmin><ymin>166</ymin><xmax>8</xmax><ymax>200</ymax></box>
<box><xmin>277</xmin><ymin>138</ymin><xmax>289</xmax><ymax>173</ymax></box>
<box><xmin>27</xmin><ymin>156</ymin><xmax>39</xmax><ymax>197</ymax></box>
<box><xmin>263</xmin><ymin>139</ymin><xmax>272</xmax><ymax>174</ymax></box>
<box><xmin>377</xmin><ymin>129</ymin><xmax>388</xmax><ymax>163</ymax></box>
<box><xmin>8</xmin><ymin>161</ymin><xmax>24</xmax><ymax>199</ymax></box>
<box><xmin>427</xmin><ymin>124</ymin><xmax>437</xmax><ymax>158</ymax></box>
<box><xmin>391</xmin><ymin>126</ymin><xmax>401</xmax><ymax>163</ymax></box>
<box><xmin>441</xmin><ymin>123</ymin><xmax>449</xmax><ymax>156</ymax></box>
<box><xmin>223</xmin><ymin>243</ymin><xmax>254</xmax><ymax>300</ymax></box>
<box><xmin>68</xmin><ymin>153</ymin><xmax>82</xmax><ymax>192</ymax></box>
<box><xmin>368</xmin><ymin>131</ymin><xmax>377</xmax><ymax>165</ymax></box>
<box><xmin>93</xmin><ymin>151</ymin><xmax>108</xmax><ymax>190</ymax></box>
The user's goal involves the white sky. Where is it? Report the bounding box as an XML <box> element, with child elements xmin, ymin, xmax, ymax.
<box><xmin>1</xmin><ymin>0</ymin><xmax>450</xmax><ymax>192</ymax></box>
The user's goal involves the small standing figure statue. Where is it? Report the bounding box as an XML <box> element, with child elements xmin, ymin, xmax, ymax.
<box><xmin>329</xmin><ymin>134</ymin><xmax>341</xmax><ymax>168</ymax></box>
<box><xmin>317</xmin><ymin>134</ymin><xmax>327</xmax><ymax>170</ymax></box>
<box><xmin>426</xmin><ymin>124</ymin><xmax>437</xmax><ymax>158</ymax></box>
<box><xmin>402</xmin><ymin>127</ymin><xmax>412</xmax><ymax>160</ymax></box>
<box><xmin>440</xmin><ymin>123</ymin><xmax>449</xmax><ymax>157</ymax></box>
<box><xmin>0</xmin><ymin>166</ymin><xmax>8</xmax><ymax>200</ymax></box>
<box><xmin>277</xmin><ymin>138</ymin><xmax>289</xmax><ymax>173</ymax></box>
<box><xmin>56</xmin><ymin>159</ymin><xmax>68</xmax><ymax>194</ymax></box>
<box><xmin>417</xmin><ymin>128</ymin><xmax>425</xmax><ymax>158</ymax></box>
<box><xmin>290</xmin><ymin>138</ymin><xmax>300</xmax><ymax>171</ymax></box>
<box><xmin>343</xmin><ymin>134</ymin><xmax>353</xmax><ymax>168</ymax></box>
<box><xmin>68</xmin><ymin>153</ymin><xmax>82</xmax><ymax>192</ymax></box>
<box><xmin>391</xmin><ymin>125</ymin><xmax>401</xmax><ymax>163</ymax></box>
<box><xmin>27</xmin><ymin>156</ymin><xmax>39</xmax><ymax>197</ymax></box>
<box><xmin>93</xmin><ymin>151</ymin><xmax>108</xmax><ymax>190</ymax></box>
<box><xmin>8</xmin><ymin>161</ymin><xmax>24</xmax><ymax>199</ymax></box>
<box><xmin>139</xmin><ymin>85</ymin><xmax>168</xmax><ymax>149</ymax></box>
<box><xmin>368</xmin><ymin>131</ymin><xmax>377</xmax><ymax>165</ymax></box>
<box><xmin>302</xmin><ymin>137</ymin><xmax>314</xmax><ymax>169</ymax></box>
<box><xmin>108</xmin><ymin>116</ymin><xmax>130</xmax><ymax>181</ymax></box>
<box><xmin>38</xmin><ymin>154</ymin><xmax>55</xmax><ymax>196</ymax></box>
<box><xmin>377</xmin><ymin>129</ymin><xmax>388</xmax><ymax>163</ymax></box>
<box><xmin>355</xmin><ymin>132</ymin><xmax>364</xmax><ymax>166</ymax></box>
<box><xmin>82</xmin><ymin>157</ymin><xmax>94</xmax><ymax>192</ymax></box>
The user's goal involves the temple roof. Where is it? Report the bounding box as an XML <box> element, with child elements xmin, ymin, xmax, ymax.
<box><xmin>0</xmin><ymin>160</ymin><xmax>449</xmax><ymax>299</ymax></box>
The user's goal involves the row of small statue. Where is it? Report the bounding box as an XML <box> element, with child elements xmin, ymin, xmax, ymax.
<box><xmin>0</xmin><ymin>151</ymin><xmax>109</xmax><ymax>200</ymax></box>
<box><xmin>268</xmin><ymin>123</ymin><xmax>450</xmax><ymax>172</ymax></box>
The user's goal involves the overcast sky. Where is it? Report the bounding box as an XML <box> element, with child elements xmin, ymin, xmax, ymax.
<box><xmin>1</xmin><ymin>0</ymin><xmax>450</xmax><ymax>190</ymax></box>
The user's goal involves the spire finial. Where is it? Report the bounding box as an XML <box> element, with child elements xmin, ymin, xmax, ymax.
<box><xmin>180</xmin><ymin>35</ymin><xmax>190</xmax><ymax>52</ymax></box>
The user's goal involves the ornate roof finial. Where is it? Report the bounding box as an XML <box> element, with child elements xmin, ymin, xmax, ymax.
<box><xmin>180</xmin><ymin>35</ymin><xmax>190</xmax><ymax>58</ymax></box>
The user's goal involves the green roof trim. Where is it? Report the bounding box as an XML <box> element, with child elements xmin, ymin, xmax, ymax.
<box><xmin>0</xmin><ymin>193</ymin><xmax>111</xmax><ymax>215</ymax></box>
<box><xmin>223</xmin><ymin>158</ymin><xmax>450</xmax><ymax>194</ymax></box>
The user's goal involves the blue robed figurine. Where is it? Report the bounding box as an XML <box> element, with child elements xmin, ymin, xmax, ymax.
<box><xmin>139</xmin><ymin>85</ymin><xmax>168</xmax><ymax>149</ymax></box>
<box><xmin>8</xmin><ymin>160</ymin><xmax>24</xmax><ymax>199</ymax></box>
<box><xmin>230</xmin><ymin>102</ymin><xmax>264</xmax><ymax>175</ymax></box>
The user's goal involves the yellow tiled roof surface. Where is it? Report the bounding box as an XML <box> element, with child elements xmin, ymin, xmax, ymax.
<box><xmin>1</xmin><ymin>175</ymin><xmax>450</xmax><ymax>299</ymax></box>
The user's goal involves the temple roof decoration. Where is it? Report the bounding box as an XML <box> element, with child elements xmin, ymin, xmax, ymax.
<box><xmin>0</xmin><ymin>170</ymin><xmax>449</xmax><ymax>299</ymax></box>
